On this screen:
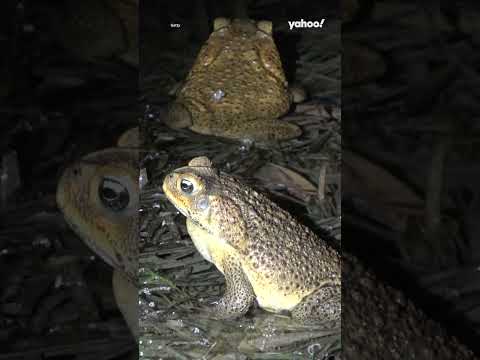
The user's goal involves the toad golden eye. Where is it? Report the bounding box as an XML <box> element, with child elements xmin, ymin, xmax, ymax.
<box><xmin>99</xmin><ymin>177</ymin><xmax>129</xmax><ymax>211</ymax></box>
<box><xmin>180</xmin><ymin>179</ymin><xmax>194</xmax><ymax>194</ymax></box>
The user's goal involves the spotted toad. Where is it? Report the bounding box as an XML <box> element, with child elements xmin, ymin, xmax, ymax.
<box><xmin>162</xmin><ymin>156</ymin><xmax>341</xmax><ymax>322</ymax></box>
<box><xmin>165</xmin><ymin>18</ymin><xmax>303</xmax><ymax>142</ymax></box>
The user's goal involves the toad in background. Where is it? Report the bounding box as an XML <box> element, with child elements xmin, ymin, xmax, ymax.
<box><xmin>165</xmin><ymin>18</ymin><xmax>304</xmax><ymax>142</ymax></box>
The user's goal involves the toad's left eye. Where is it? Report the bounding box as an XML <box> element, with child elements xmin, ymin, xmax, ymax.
<box><xmin>99</xmin><ymin>177</ymin><xmax>130</xmax><ymax>211</ymax></box>
<box><xmin>180</xmin><ymin>179</ymin><xmax>194</xmax><ymax>194</ymax></box>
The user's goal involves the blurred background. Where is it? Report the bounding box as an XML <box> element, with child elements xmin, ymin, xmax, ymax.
<box><xmin>0</xmin><ymin>1</ymin><xmax>137</xmax><ymax>359</ymax></box>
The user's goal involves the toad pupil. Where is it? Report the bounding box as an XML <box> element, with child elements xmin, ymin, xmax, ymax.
<box><xmin>101</xmin><ymin>187</ymin><xmax>118</xmax><ymax>200</ymax></box>
<box><xmin>98</xmin><ymin>177</ymin><xmax>130</xmax><ymax>211</ymax></box>
<box><xmin>180</xmin><ymin>179</ymin><xmax>194</xmax><ymax>193</ymax></box>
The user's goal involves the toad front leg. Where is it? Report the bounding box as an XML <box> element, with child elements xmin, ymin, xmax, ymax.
<box><xmin>211</xmin><ymin>254</ymin><xmax>256</xmax><ymax>319</ymax></box>
<box><xmin>112</xmin><ymin>270</ymin><xmax>139</xmax><ymax>339</ymax></box>
<box><xmin>291</xmin><ymin>284</ymin><xmax>341</xmax><ymax>323</ymax></box>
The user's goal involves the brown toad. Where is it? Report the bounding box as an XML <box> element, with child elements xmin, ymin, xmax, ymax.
<box><xmin>165</xmin><ymin>18</ymin><xmax>303</xmax><ymax>142</ymax></box>
<box><xmin>56</xmin><ymin>145</ymin><xmax>139</xmax><ymax>339</ymax></box>
<box><xmin>162</xmin><ymin>156</ymin><xmax>340</xmax><ymax>322</ymax></box>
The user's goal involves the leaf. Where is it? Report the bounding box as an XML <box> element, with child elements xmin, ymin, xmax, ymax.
<box><xmin>254</xmin><ymin>163</ymin><xmax>317</xmax><ymax>202</ymax></box>
<box><xmin>343</xmin><ymin>149</ymin><xmax>424</xmax><ymax>231</ymax></box>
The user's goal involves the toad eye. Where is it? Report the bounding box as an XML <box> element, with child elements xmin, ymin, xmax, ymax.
<box><xmin>180</xmin><ymin>179</ymin><xmax>194</xmax><ymax>194</ymax></box>
<box><xmin>99</xmin><ymin>177</ymin><xmax>130</xmax><ymax>211</ymax></box>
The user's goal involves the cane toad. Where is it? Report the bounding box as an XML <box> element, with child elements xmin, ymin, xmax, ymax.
<box><xmin>165</xmin><ymin>18</ymin><xmax>303</xmax><ymax>142</ymax></box>
<box><xmin>162</xmin><ymin>156</ymin><xmax>341</xmax><ymax>322</ymax></box>
<box><xmin>56</xmin><ymin>146</ymin><xmax>139</xmax><ymax>338</ymax></box>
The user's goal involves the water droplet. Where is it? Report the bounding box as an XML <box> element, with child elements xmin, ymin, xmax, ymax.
<box><xmin>239</xmin><ymin>138</ymin><xmax>254</xmax><ymax>152</ymax></box>
<box><xmin>212</xmin><ymin>89</ymin><xmax>225</xmax><ymax>102</ymax></box>
<box><xmin>139</xmin><ymin>168</ymin><xmax>148</xmax><ymax>189</ymax></box>
<box><xmin>307</xmin><ymin>343</ymin><xmax>322</xmax><ymax>355</ymax></box>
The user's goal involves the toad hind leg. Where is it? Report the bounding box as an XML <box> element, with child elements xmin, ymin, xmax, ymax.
<box><xmin>210</xmin><ymin>254</ymin><xmax>256</xmax><ymax>319</ymax></box>
<box><xmin>202</xmin><ymin>119</ymin><xmax>301</xmax><ymax>142</ymax></box>
<box><xmin>291</xmin><ymin>285</ymin><xmax>341</xmax><ymax>323</ymax></box>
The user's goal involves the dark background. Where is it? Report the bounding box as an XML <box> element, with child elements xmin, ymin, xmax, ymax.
<box><xmin>342</xmin><ymin>0</ymin><xmax>480</xmax><ymax>357</ymax></box>
<box><xmin>0</xmin><ymin>0</ymin><xmax>137</xmax><ymax>358</ymax></box>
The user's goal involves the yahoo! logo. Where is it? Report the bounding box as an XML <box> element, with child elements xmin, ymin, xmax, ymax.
<box><xmin>288</xmin><ymin>18</ymin><xmax>325</xmax><ymax>30</ymax></box>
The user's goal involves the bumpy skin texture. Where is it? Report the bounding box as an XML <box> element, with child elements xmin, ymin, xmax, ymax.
<box><xmin>165</xmin><ymin>18</ymin><xmax>301</xmax><ymax>141</ymax></box>
<box><xmin>343</xmin><ymin>253</ymin><xmax>478</xmax><ymax>359</ymax></box>
<box><xmin>56</xmin><ymin>147</ymin><xmax>139</xmax><ymax>338</ymax></box>
<box><xmin>162</xmin><ymin>156</ymin><xmax>341</xmax><ymax>322</ymax></box>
